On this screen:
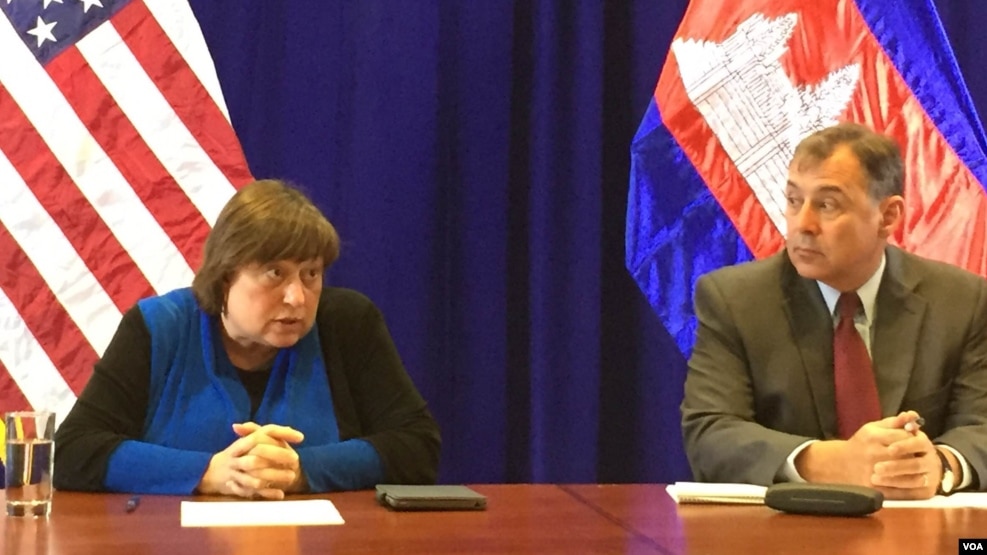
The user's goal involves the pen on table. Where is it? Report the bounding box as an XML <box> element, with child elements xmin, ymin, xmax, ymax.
<box><xmin>125</xmin><ymin>495</ymin><xmax>141</xmax><ymax>513</ymax></box>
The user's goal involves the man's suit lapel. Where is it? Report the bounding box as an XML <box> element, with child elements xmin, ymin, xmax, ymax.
<box><xmin>872</xmin><ymin>247</ymin><xmax>925</xmax><ymax>415</ymax></box>
<box><xmin>779</xmin><ymin>253</ymin><xmax>838</xmax><ymax>437</ymax></box>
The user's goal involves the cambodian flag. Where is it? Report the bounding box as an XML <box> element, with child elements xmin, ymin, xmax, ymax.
<box><xmin>627</xmin><ymin>0</ymin><xmax>987</xmax><ymax>356</ymax></box>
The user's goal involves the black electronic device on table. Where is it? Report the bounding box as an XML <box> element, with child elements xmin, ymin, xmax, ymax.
<box><xmin>375</xmin><ymin>484</ymin><xmax>488</xmax><ymax>511</ymax></box>
<box><xmin>765</xmin><ymin>483</ymin><xmax>883</xmax><ymax>516</ymax></box>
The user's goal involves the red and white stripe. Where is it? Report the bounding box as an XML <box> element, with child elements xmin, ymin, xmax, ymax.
<box><xmin>0</xmin><ymin>0</ymin><xmax>252</xmax><ymax>422</ymax></box>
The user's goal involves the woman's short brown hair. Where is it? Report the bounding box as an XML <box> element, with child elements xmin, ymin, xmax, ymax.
<box><xmin>192</xmin><ymin>179</ymin><xmax>340</xmax><ymax>315</ymax></box>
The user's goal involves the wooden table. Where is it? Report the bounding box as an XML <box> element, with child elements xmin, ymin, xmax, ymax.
<box><xmin>562</xmin><ymin>484</ymin><xmax>987</xmax><ymax>554</ymax></box>
<box><xmin>3</xmin><ymin>485</ymin><xmax>985</xmax><ymax>554</ymax></box>
<box><xmin>2</xmin><ymin>485</ymin><xmax>655</xmax><ymax>554</ymax></box>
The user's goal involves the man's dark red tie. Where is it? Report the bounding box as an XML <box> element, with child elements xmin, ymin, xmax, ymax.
<box><xmin>834</xmin><ymin>292</ymin><xmax>881</xmax><ymax>439</ymax></box>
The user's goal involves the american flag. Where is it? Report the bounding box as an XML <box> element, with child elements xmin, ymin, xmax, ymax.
<box><xmin>0</xmin><ymin>0</ymin><xmax>253</xmax><ymax>423</ymax></box>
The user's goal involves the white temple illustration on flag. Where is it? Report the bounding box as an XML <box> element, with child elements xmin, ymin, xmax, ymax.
<box><xmin>671</xmin><ymin>13</ymin><xmax>860</xmax><ymax>235</ymax></box>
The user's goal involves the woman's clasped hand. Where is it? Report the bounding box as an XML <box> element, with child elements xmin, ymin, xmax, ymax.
<box><xmin>199</xmin><ymin>423</ymin><xmax>308</xmax><ymax>500</ymax></box>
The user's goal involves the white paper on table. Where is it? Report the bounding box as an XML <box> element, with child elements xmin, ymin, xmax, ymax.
<box><xmin>883</xmin><ymin>493</ymin><xmax>987</xmax><ymax>509</ymax></box>
<box><xmin>180</xmin><ymin>499</ymin><xmax>345</xmax><ymax>527</ymax></box>
<box><xmin>665</xmin><ymin>482</ymin><xmax>767</xmax><ymax>505</ymax></box>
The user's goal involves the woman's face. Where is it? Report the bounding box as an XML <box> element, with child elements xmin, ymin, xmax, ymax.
<box><xmin>221</xmin><ymin>258</ymin><xmax>324</xmax><ymax>353</ymax></box>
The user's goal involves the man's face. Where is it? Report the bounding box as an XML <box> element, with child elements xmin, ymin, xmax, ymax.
<box><xmin>784</xmin><ymin>145</ymin><xmax>902</xmax><ymax>292</ymax></box>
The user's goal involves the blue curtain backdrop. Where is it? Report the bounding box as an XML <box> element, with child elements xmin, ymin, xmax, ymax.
<box><xmin>186</xmin><ymin>1</ymin><xmax>987</xmax><ymax>484</ymax></box>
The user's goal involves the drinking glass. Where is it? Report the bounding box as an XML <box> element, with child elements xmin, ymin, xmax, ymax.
<box><xmin>4</xmin><ymin>411</ymin><xmax>55</xmax><ymax>517</ymax></box>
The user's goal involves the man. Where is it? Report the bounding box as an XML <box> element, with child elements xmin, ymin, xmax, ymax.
<box><xmin>681</xmin><ymin>122</ymin><xmax>987</xmax><ymax>499</ymax></box>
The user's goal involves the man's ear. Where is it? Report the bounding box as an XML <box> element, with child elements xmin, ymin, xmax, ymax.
<box><xmin>878</xmin><ymin>195</ymin><xmax>905</xmax><ymax>238</ymax></box>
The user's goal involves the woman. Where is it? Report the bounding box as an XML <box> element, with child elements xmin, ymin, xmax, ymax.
<box><xmin>54</xmin><ymin>180</ymin><xmax>440</xmax><ymax>498</ymax></box>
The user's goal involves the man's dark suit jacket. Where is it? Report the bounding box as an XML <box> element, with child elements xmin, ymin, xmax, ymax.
<box><xmin>682</xmin><ymin>246</ymin><xmax>987</xmax><ymax>488</ymax></box>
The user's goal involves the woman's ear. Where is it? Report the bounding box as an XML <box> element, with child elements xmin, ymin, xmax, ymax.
<box><xmin>220</xmin><ymin>275</ymin><xmax>232</xmax><ymax>316</ymax></box>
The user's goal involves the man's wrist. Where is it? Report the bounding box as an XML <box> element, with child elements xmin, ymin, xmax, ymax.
<box><xmin>780</xmin><ymin>439</ymin><xmax>816</xmax><ymax>482</ymax></box>
<box><xmin>936</xmin><ymin>447</ymin><xmax>960</xmax><ymax>495</ymax></box>
<box><xmin>795</xmin><ymin>440</ymin><xmax>846</xmax><ymax>483</ymax></box>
